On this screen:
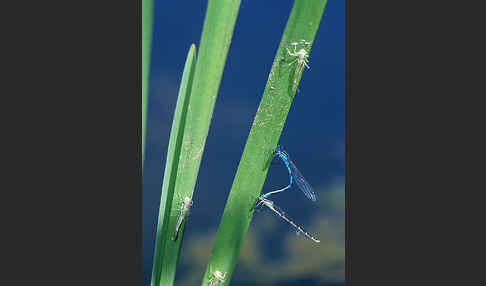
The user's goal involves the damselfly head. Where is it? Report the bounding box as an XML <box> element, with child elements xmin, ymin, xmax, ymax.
<box><xmin>274</xmin><ymin>145</ymin><xmax>289</xmax><ymax>158</ymax></box>
<box><xmin>255</xmin><ymin>195</ymin><xmax>266</xmax><ymax>206</ymax></box>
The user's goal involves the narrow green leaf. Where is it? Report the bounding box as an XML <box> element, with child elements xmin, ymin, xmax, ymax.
<box><xmin>142</xmin><ymin>0</ymin><xmax>153</xmax><ymax>165</ymax></box>
<box><xmin>151</xmin><ymin>1</ymin><xmax>242</xmax><ymax>285</ymax></box>
<box><xmin>201</xmin><ymin>1</ymin><xmax>328</xmax><ymax>285</ymax></box>
<box><xmin>151</xmin><ymin>45</ymin><xmax>197</xmax><ymax>286</ymax></box>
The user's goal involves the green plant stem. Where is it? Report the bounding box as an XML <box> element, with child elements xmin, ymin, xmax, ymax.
<box><xmin>152</xmin><ymin>0</ymin><xmax>242</xmax><ymax>285</ymax></box>
<box><xmin>200</xmin><ymin>1</ymin><xmax>328</xmax><ymax>285</ymax></box>
<box><xmin>150</xmin><ymin>45</ymin><xmax>197</xmax><ymax>286</ymax></box>
<box><xmin>142</xmin><ymin>0</ymin><xmax>153</xmax><ymax>166</ymax></box>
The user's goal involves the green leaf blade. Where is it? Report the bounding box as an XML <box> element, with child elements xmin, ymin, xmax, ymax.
<box><xmin>150</xmin><ymin>44</ymin><xmax>197</xmax><ymax>286</ymax></box>
<box><xmin>152</xmin><ymin>0</ymin><xmax>242</xmax><ymax>285</ymax></box>
<box><xmin>142</xmin><ymin>0</ymin><xmax>153</xmax><ymax>165</ymax></box>
<box><xmin>200</xmin><ymin>1</ymin><xmax>328</xmax><ymax>285</ymax></box>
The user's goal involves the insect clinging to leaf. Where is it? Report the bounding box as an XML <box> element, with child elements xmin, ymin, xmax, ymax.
<box><xmin>286</xmin><ymin>40</ymin><xmax>311</xmax><ymax>88</ymax></box>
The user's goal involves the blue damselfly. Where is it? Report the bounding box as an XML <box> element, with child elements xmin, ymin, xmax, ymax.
<box><xmin>263</xmin><ymin>145</ymin><xmax>317</xmax><ymax>201</ymax></box>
